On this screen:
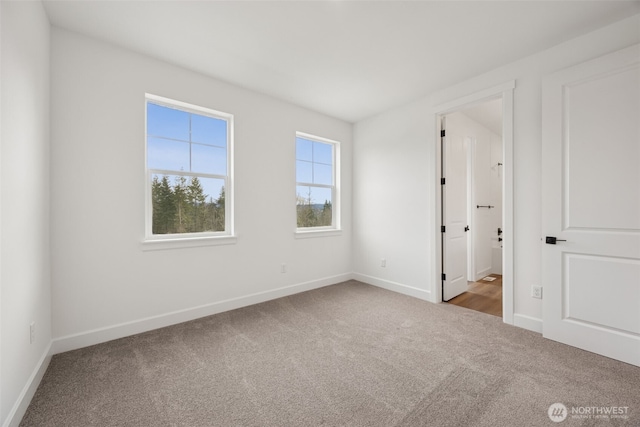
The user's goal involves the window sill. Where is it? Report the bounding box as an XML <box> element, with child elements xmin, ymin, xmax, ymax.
<box><xmin>294</xmin><ymin>229</ymin><xmax>342</xmax><ymax>239</ymax></box>
<box><xmin>141</xmin><ymin>235</ymin><xmax>237</xmax><ymax>251</ymax></box>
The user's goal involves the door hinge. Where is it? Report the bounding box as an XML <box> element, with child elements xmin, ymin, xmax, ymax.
<box><xmin>441</xmin><ymin>273</ymin><xmax>446</xmax><ymax>281</ymax></box>
<box><xmin>440</xmin><ymin>129</ymin><xmax>446</xmax><ymax>138</ymax></box>
<box><xmin>441</xmin><ymin>225</ymin><xmax>446</xmax><ymax>233</ymax></box>
<box><xmin>441</xmin><ymin>177</ymin><xmax>446</xmax><ymax>185</ymax></box>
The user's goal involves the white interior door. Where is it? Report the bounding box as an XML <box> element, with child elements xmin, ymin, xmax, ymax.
<box><xmin>442</xmin><ymin>115</ymin><xmax>469</xmax><ymax>301</ymax></box>
<box><xmin>542</xmin><ymin>44</ymin><xmax>640</xmax><ymax>366</ymax></box>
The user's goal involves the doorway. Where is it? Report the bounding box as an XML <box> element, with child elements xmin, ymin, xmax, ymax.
<box><xmin>440</xmin><ymin>97</ymin><xmax>505</xmax><ymax>317</ymax></box>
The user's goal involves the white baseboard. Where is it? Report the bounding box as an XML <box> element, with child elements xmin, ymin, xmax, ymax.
<box><xmin>352</xmin><ymin>273</ymin><xmax>543</xmax><ymax>335</ymax></box>
<box><xmin>53</xmin><ymin>273</ymin><xmax>353</xmax><ymax>355</ymax></box>
<box><xmin>513</xmin><ymin>313</ymin><xmax>543</xmax><ymax>334</ymax></box>
<box><xmin>353</xmin><ymin>273</ymin><xmax>433</xmax><ymax>303</ymax></box>
<box><xmin>3</xmin><ymin>342</ymin><xmax>52</xmax><ymax>427</ymax></box>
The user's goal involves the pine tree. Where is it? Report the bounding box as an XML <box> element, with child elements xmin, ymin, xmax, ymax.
<box><xmin>213</xmin><ymin>186</ymin><xmax>225</xmax><ymax>231</ymax></box>
<box><xmin>187</xmin><ymin>176</ymin><xmax>207</xmax><ymax>232</ymax></box>
<box><xmin>297</xmin><ymin>188</ymin><xmax>317</xmax><ymax>227</ymax></box>
<box><xmin>320</xmin><ymin>200</ymin><xmax>332</xmax><ymax>226</ymax></box>
<box><xmin>151</xmin><ymin>175</ymin><xmax>162</xmax><ymax>233</ymax></box>
<box><xmin>205</xmin><ymin>196</ymin><xmax>216</xmax><ymax>231</ymax></box>
<box><xmin>173</xmin><ymin>175</ymin><xmax>189</xmax><ymax>233</ymax></box>
<box><xmin>154</xmin><ymin>175</ymin><xmax>176</xmax><ymax>234</ymax></box>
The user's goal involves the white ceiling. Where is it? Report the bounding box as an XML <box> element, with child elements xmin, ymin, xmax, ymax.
<box><xmin>42</xmin><ymin>1</ymin><xmax>640</xmax><ymax>123</ymax></box>
<box><xmin>460</xmin><ymin>98</ymin><xmax>503</xmax><ymax>136</ymax></box>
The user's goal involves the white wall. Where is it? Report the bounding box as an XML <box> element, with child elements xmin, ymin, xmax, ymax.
<box><xmin>0</xmin><ymin>2</ymin><xmax>52</xmax><ymax>426</ymax></box>
<box><xmin>488</xmin><ymin>127</ymin><xmax>503</xmax><ymax>275</ymax></box>
<box><xmin>353</xmin><ymin>14</ymin><xmax>640</xmax><ymax>329</ymax></box>
<box><xmin>446</xmin><ymin>111</ymin><xmax>502</xmax><ymax>281</ymax></box>
<box><xmin>50</xmin><ymin>28</ymin><xmax>352</xmax><ymax>351</ymax></box>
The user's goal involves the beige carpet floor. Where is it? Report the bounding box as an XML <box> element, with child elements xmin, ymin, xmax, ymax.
<box><xmin>21</xmin><ymin>280</ymin><xmax>640</xmax><ymax>426</ymax></box>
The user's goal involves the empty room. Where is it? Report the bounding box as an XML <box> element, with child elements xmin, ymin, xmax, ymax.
<box><xmin>2</xmin><ymin>1</ymin><xmax>639</xmax><ymax>426</ymax></box>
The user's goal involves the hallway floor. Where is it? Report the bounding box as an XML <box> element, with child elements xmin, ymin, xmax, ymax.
<box><xmin>447</xmin><ymin>274</ymin><xmax>502</xmax><ymax>317</ymax></box>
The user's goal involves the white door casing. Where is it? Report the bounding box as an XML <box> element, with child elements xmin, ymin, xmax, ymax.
<box><xmin>433</xmin><ymin>80</ymin><xmax>514</xmax><ymax>322</ymax></box>
<box><xmin>542</xmin><ymin>44</ymin><xmax>640</xmax><ymax>366</ymax></box>
<box><xmin>442</xmin><ymin>115</ymin><xmax>469</xmax><ymax>301</ymax></box>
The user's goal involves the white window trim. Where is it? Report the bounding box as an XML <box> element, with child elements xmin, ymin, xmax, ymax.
<box><xmin>143</xmin><ymin>94</ymin><xmax>235</xmax><ymax>249</ymax></box>
<box><xmin>295</xmin><ymin>131</ymin><xmax>341</xmax><ymax>237</ymax></box>
<box><xmin>294</xmin><ymin>229</ymin><xmax>342</xmax><ymax>239</ymax></box>
<box><xmin>141</xmin><ymin>235</ymin><xmax>237</xmax><ymax>251</ymax></box>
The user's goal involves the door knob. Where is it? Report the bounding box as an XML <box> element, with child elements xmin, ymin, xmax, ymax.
<box><xmin>545</xmin><ymin>236</ymin><xmax>567</xmax><ymax>245</ymax></box>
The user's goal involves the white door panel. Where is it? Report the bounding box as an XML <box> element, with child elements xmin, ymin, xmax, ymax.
<box><xmin>564</xmin><ymin>254</ymin><xmax>640</xmax><ymax>335</ymax></box>
<box><xmin>565</xmin><ymin>66</ymin><xmax>640</xmax><ymax>230</ymax></box>
<box><xmin>542</xmin><ymin>44</ymin><xmax>640</xmax><ymax>366</ymax></box>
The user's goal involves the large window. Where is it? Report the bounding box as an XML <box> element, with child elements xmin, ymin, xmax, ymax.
<box><xmin>296</xmin><ymin>132</ymin><xmax>339</xmax><ymax>230</ymax></box>
<box><xmin>145</xmin><ymin>94</ymin><xmax>232</xmax><ymax>240</ymax></box>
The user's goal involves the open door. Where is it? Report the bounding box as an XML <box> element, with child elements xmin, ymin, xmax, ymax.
<box><xmin>542</xmin><ymin>44</ymin><xmax>640</xmax><ymax>366</ymax></box>
<box><xmin>441</xmin><ymin>116</ymin><xmax>469</xmax><ymax>301</ymax></box>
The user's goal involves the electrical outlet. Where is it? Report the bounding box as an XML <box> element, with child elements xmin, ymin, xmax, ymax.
<box><xmin>280</xmin><ymin>263</ymin><xmax>287</xmax><ymax>273</ymax></box>
<box><xmin>532</xmin><ymin>286</ymin><xmax>543</xmax><ymax>299</ymax></box>
<box><xmin>30</xmin><ymin>322</ymin><xmax>36</xmax><ymax>344</ymax></box>
<box><xmin>380</xmin><ymin>258</ymin><xmax>386</xmax><ymax>268</ymax></box>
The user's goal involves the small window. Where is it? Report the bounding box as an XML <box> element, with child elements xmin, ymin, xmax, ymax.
<box><xmin>296</xmin><ymin>132</ymin><xmax>339</xmax><ymax>230</ymax></box>
<box><xmin>145</xmin><ymin>94</ymin><xmax>232</xmax><ymax>240</ymax></box>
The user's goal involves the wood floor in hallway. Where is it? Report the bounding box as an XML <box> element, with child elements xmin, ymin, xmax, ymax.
<box><xmin>447</xmin><ymin>274</ymin><xmax>502</xmax><ymax>317</ymax></box>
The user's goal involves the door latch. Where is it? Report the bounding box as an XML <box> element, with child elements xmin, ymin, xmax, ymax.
<box><xmin>464</xmin><ymin>226</ymin><xmax>470</xmax><ymax>232</ymax></box>
<box><xmin>545</xmin><ymin>236</ymin><xmax>567</xmax><ymax>245</ymax></box>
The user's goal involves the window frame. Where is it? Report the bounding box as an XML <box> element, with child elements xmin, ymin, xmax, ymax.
<box><xmin>143</xmin><ymin>93</ymin><xmax>235</xmax><ymax>249</ymax></box>
<box><xmin>295</xmin><ymin>131</ymin><xmax>341</xmax><ymax>236</ymax></box>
